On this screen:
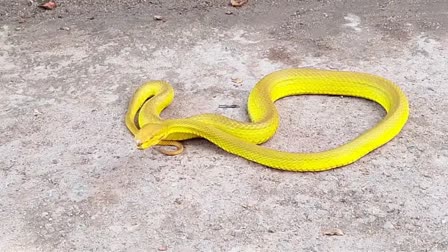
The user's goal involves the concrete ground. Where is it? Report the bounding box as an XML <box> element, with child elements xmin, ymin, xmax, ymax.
<box><xmin>1</xmin><ymin>0</ymin><xmax>447</xmax><ymax>251</ymax></box>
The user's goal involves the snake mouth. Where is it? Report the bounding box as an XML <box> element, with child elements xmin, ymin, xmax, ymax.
<box><xmin>134</xmin><ymin>136</ymin><xmax>161</xmax><ymax>150</ymax></box>
<box><xmin>135</xmin><ymin>139</ymin><xmax>144</xmax><ymax>149</ymax></box>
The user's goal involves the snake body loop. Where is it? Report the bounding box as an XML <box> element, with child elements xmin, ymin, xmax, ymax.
<box><xmin>125</xmin><ymin>68</ymin><xmax>409</xmax><ymax>172</ymax></box>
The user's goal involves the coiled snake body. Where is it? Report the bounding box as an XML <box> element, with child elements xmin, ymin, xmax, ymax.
<box><xmin>125</xmin><ymin>68</ymin><xmax>409</xmax><ymax>172</ymax></box>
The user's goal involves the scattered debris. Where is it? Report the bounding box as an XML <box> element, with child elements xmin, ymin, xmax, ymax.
<box><xmin>33</xmin><ymin>109</ymin><xmax>42</xmax><ymax>116</ymax></box>
<box><xmin>230</xmin><ymin>0</ymin><xmax>248</xmax><ymax>7</ymax></box>
<box><xmin>231</xmin><ymin>77</ymin><xmax>243</xmax><ymax>85</ymax></box>
<box><xmin>322</xmin><ymin>228</ymin><xmax>344</xmax><ymax>236</ymax></box>
<box><xmin>158</xmin><ymin>246</ymin><xmax>168</xmax><ymax>251</ymax></box>
<box><xmin>153</xmin><ymin>15</ymin><xmax>163</xmax><ymax>21</ymax></box>
<box><xmin>219</xmin><ymin>105</ymin><xmax>239</xmax><ymax>108</ymax></box>
<box><xmin>39</xmin><ymin>1</ymin><xmax>57</xmax><ymax>10</ymax></box>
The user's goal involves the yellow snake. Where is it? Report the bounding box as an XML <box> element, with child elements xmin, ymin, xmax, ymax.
<box><xmin>125</xmin><ymin>68</ymin><xmax>409</xmax><ymax>172</ymax></box>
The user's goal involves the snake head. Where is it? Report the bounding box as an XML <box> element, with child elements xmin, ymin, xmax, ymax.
<box><xmin>134</xmin><ymin>123</ymin><xmax>169</xmax><ymax>149</ymax></box>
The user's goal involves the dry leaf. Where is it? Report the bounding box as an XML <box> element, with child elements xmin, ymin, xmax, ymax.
<box><xmin>230</xmin><ymin>0</ymin><xmax>248</xmax><ymax>7</ymax></box>
<box><xmin>39</xmin><ymin>1</ymin><xmax>57</xmax><ymax>10</ymax></box>
<box><xmin>322</xmin><ymin>228</ymin><xmax>344</xmax><ymax>236</ymax></box>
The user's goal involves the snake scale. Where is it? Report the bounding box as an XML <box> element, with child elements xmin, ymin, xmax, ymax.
<box><xmin>125</xmin><ymin>68</ymin><xmax>409</xmax><ymax>172</ymax></box>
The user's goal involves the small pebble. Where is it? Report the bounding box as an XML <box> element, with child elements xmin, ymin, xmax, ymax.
<box><xmin>154</xmin><ymin>15</ymin><xmax>163</xmax><ymax>21</ymax></box>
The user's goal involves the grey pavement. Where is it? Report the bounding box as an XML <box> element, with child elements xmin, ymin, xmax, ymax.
<box><xmin>1</xmin><ymin>0</ymin><xmax>447</xmax><ymax>251</ymax></box>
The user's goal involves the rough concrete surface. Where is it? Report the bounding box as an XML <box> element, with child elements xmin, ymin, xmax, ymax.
<box><xmin>1</xmin><ymin>0</ymin><xmax>448</xmax><ymax>251</ymax></box>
